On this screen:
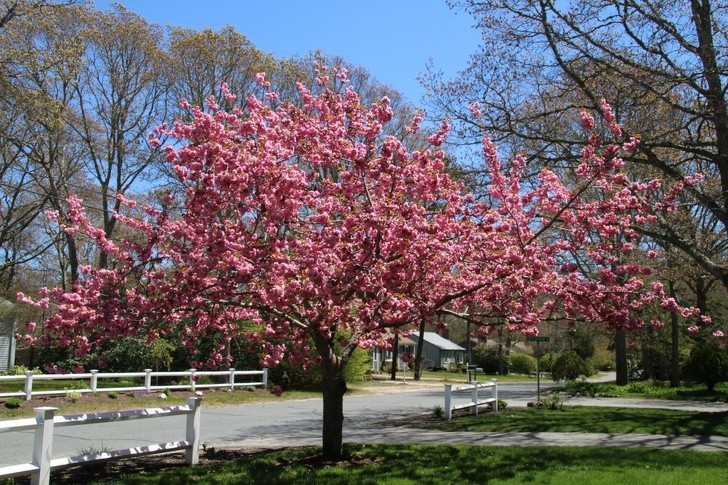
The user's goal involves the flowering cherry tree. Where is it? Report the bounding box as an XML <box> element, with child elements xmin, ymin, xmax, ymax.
<box><xmin>19</xmin><ymin>69</ymin><xmax>707</xmax><ymax>459</ymax></box>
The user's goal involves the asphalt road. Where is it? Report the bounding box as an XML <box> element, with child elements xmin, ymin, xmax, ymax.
<box><xmin>0</xmin><ymin>380</ymin><xmax>550</xmax><ymax>467</ymax></box>
<box><xmin>5</xmin><ymin>377</ymin><xmax>728</xmax><ymax>469</ymax></box>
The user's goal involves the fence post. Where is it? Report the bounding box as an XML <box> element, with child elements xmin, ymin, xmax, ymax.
<box><xmin>24</xmin><ymin>370</ymin><xmax>35</xmax><ymax>401</ymax></box>
<box><xmin>189</xmin><ymin>368</ymin><xmax>197</xmax><ymax>392</ymax></box>
<box><xmin>184</xmin><ymin>397</ymin><xmax>202</xmax><ymax>465</ymax></box>
<box><xmin>229</xmin><ymin>368</ymin><xmax>236</xmax><ymax>391</ymax></box>
<box><xmin>492</xmin><ymin>379</ymin><xmax>498</xmax><ymax>412</ymax></box>
<box><xmin>471</xmin><ymin>382</ymin><xmax>479</xmax><ymax>416</ymax></box>
<box><xmin>262</xmin><ymin>368</ymin><xmax>268</xmax><ymax>388</ymax></box>
<box><xmin>444</xmin><ymin>384</ymin><xmax>452</xmax><ymax>421</ymax></box>
<box><xmin>144</xmin><ymin>369</ymin><xmax>152</xmax><ymax>392</ymax></box>
<box><xmin>31</xmin><ymin>407</ymin><xmax>56</xmax><ymax>485</ymax></box>
<box><xmin>90</xmin><ymin>370</ymin><xmax>98</xmax><ymax>393</ymax></box>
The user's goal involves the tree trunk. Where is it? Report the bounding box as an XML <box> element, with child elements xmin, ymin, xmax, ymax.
<box><xmin>615</xmin><ymin>329</ymin><xmax>628</xmax><ymax>385</ymax></box>
<box><xmin>390</xmin><ymin>331</ymin><xmax>399</xmax><ymax>381</ymax></box>
<box><xmin>321</xmin><ymin>368</ymin><xmax>347</xmax><ymax>461</ymax></box>
<box><xmin>669</xmin><ymin>280</ymin><xmax>681</xmax><ymax>387</ymax></box>
<box><xmin>413</xmin><ymin>318</ymin><xmax>426</xmax><ymax>380</ymax></box>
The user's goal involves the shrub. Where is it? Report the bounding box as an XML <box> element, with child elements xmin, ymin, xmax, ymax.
<box><xmin>107</xmin><ymin>391</ymin><xmax>118</xmax><ymax>399</ymax></box>
<box><xmin>343</xmin><ymin>347</ymin><xmax>371</xmax><ymax>382</ymax></box>
<box><xmin>682</xmin><ymin>342</ymin><xmax>728</xmax><ymax>393</ymax></box>
<box><xmin>1</xmin><ymin>365</ymin><xmax>42</xmax><ymax>376</ymax></box>
<box><xmin>542</xmin><ymin>393</ymin><xmax>564</xmax><ymax>410</ymax></box>
<box><xmin>564</xmin><ymin>380</ymin><xmax>597</xmax><ymax>397</ymax></box>
<box><xmin>497</xmin><ymin>399</ymin><xmax>508</xmax><ymax>411</ymax></box>
<box><xmin>4</xmin><ymin>397</ymin><xmax>21</xmax><ymax>409</ymax></box>
<box><xmin>551</xmin><ymin>351</ymin><xmax>591</xmax><ymax>381</ymax></box>
<box><xmin>474</xmin><ymin>346</ymin><xmax>509</xmax><ymax>374</ymax></box>
<box><xmin>433</xmin><ymin>405</ymin><xmax>444</xmax><ymax>418</ymax></box>
<box><xmin>509</xmin><ymin>354</ymin><xmax>536</xmax><ymax>375</ymax></box>
<box><xmin>537</xmin><ymin>353</ymin><xmax>557</xmax><ymax>373</ymax></box>
<box><xmin>66</xmin><ymin>390</ymin><xmax>82</xmax><ymax>403</ymax></box>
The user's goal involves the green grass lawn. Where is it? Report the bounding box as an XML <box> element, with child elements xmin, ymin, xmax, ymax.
<box><xmin>92</xmin><ymin>444</ymin><xmax>727</xmax><ymax>484</ymax></box>
<box><xmin>563</xmin><ymin>380</ymin><xmax>728</xmax><ymax>402</ymax></box>
<box><xmin>435</xmin><ymin>405</ymin><xmax>728</xmax><ymax>436</ymax></box>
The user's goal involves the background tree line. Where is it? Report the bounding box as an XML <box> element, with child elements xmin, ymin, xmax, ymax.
<box><xmin>424</xmin><ymin>0</ymin><xmax>728</xmax><ymax>386</ymax></box>
<box><xmin>0</xmin><ymin>1</ymin><xmax>420</xmax><ymax>372</ymax></box>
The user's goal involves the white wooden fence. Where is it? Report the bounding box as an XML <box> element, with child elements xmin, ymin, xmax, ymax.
<box><xmin>0</xmin><ymin>397</ymin><xmax>202</xmax><ymax>485</ymax></box>
<box><xmin>0</xmin><ymin>368</ymin><xmax>268</xmax><ymax>400</ymax></box>
<box><xmin>443</xmin><ymin>379</ymin><xmax>498</xmax><ymax>421</ymax></box>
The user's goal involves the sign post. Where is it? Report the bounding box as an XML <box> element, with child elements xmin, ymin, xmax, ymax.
<box><xmin>526</xmin><ymin>336</ymin><xmax>550</xmax><ymax>403</ymax></box>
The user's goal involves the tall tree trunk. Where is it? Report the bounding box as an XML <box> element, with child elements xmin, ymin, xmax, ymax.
<box><xmin>413</xmin><ymin>318</ymin><xmax>426</xmax><ymax>380</ymax></box>
<box><xmin>615</xmin><ymin>329</ymin><xmax>628</xmax><ymax>385</ymax></box>
<box><xmin>321</xmin><ymin>366</ymin><xmax>347</xmax><ymax>461</ymax></box>
<box><xmin>390</xmin><ymin>331</ymin><xmax>399</xmax><ymax>381</ymax></box>
<box><xmin>669</xmin><ymin>280</ymin><xmax>681</xmax><ymax>387</ymax></box>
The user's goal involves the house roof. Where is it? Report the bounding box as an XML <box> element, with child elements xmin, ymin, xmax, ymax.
<box><xmin>411</xmin><ymin>332</ymin><xmax>465</xmax><ymax>351</ymax></box>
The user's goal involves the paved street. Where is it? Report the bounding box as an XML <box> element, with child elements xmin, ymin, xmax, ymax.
<box><xmin>2</xmin><ymin>377</ymin><xmax>728</xmax><ymax>469</ymax></box>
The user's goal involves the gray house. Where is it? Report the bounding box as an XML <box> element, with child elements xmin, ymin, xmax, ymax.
<box><xmin>0</xmin><ymin>299</ymin><xmax>16</xmax><ymax>372</ymax></box>
<box><xmin>370</xmin><ymin>333</ymin><xmax>416</xmax><ymax>372</ymax></box>
<box><xmin>411</xmin><ymin>331</ymin><xmax>466</xmax><ymax>370</ymax></box>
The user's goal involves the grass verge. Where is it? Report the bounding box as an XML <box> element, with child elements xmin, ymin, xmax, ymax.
<box><xmin>433</xmin><ymin>405</ymin><xmax>728</xmax><ymax>436</ymax></box>
<box><xmin>90</xmin><ymin>444</ymin><xmax>727</xmax><ymax>484</ymax></box>
<box><xmin>562</xmin><ymin>380</ymin><xmax>728</xmax><ymax>402</ymax></box>
<box><xmin>0</xmin><ymin>388</ymin><xmax>320</xmax><ymax>420</ymax></box>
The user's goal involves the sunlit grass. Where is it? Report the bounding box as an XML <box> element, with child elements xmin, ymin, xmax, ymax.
<box><xmin>93</xmin><ymin>444</ymin><xmax>728</xmax><ymax>484</ymax></box>
<box><xmin>562</xmin><ymin>380</ymin><xmax>728</xmax><ymax>402</ymax></box>
<box><xmin>435</xmin><ymin>406</ymin><xmax>728</xmax><ymax>436</ymax></box>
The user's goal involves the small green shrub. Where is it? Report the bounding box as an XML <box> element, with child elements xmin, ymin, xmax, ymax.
<box><xmin>564</xmin><ymin>380</ymin><xmax>597</xmax><ymax>397</ymax></box>
<box><xmin>433</xmin><ymin>405</ymin><xmax>444</xmax><ymax>418</ymax></box>
<box><xmin>4</xmin><ymin>397</ymin><xmax>21</xmax><ymax>409</ymax></box>
<box><xmin>66</xmin><ymin>390</ymin><xmax>82</xmax><ymax>402</ymax></box>
<box><xmin>551</xmin><ymin>351</ymin><xmax>591</xmax><ymax>381</ymax></box>
<box><xmin>538</xmin><ymin>353</ymin><xmax>557</xmax><ymax>373</ymax></box>
<box><xmin>542</xmin><ymin>393</ymin><xmax>564</xmax><ymax>410</ymax></box>
<box><xmin>107</xmin><ymin>391</ymin><xmax>118</xmax><ymax>399</ymax></box>
<box><xmin>509</xmin><ymin>354</ymin><xmax>536</xmax><ymax>375</ymax></box>
<box><xmin>1</xmin><ymin>365</ymin><xmax>42</xmax><ymax>376</ymax></box>
<box><xmin>497</xmin><ymin>399</ymin><xmax>508</xmax><ymax>411</ymax></box>
<box><xmin>474</xmin><ymin>345</ymin><xmax>509</xmax><ymax>374</ymax></box>
<box><xmin>682</xmin><ymin>342</ymin><xmax>728</xmax><ymax>393</ymax></box>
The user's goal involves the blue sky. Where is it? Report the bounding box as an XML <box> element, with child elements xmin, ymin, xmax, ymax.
<box><xmin>92</xmin><ymin>0</ymin><xmax>481</xmax><ymax>106</ymax></box>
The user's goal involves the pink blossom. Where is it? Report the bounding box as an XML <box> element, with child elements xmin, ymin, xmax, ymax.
<box><xmin>713</xmin><ymin>330</ymin><xmax>725</xmax><ymax>338</ymax></box>
<box><xmin>580</xmin><ymin>111</ymin><xmax>595</xmax><ymax>130</ymax></box>
<box><xmin>688</xmin><ymin>325</ymin><xmax>700</xmax><ymax>334</ymax></box>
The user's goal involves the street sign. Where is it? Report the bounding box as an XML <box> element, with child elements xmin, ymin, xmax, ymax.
<box><xmin>525</xmin><ymin>336</ymin><xmax>550</xmax><ymax>342</ymax></box>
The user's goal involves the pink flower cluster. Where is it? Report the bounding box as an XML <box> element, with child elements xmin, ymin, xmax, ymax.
<box><xmin>18</xmin><ymin>68</ymin><xmax>714</xmax><ymax>370</ymax></box>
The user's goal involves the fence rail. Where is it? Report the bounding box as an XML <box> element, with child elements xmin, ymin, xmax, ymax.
<box><xmin>0</xmin><ymin>368</ymin><xmax>268</xmax><ymax>400</ymax></box>
<box><xmin>0</xmin><ymin>397</ymin><xmax>202</xmax><ymax>485</ymax></box>
<box><xmin>443</xmin><ymin>379</ymin><xmax>498</xmax><ymax>421</ymax></box>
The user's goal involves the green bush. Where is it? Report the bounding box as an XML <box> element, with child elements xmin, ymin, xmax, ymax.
<box><xmin>343</xmin><ymin>348</ymin><xmax>371</xmax><ymax>382</ymax></box>
<box><xmin>564</xmin><ymin>380</ymin><xmax>597</xmax><ymax>397</ymax></box>
<box><xmin>682</xmin><ymin>342</ymin><xmax>728</xmax><ymax>393</ymax></box>
<box><xmin>474</xmin><ymin>346</ymin><xmax>509</xmax><ymax>374</ymax></box>
<box><xmin>1</xmin><ymin>365</ymin><xmax>42</xmax><ymax>376</ymax></box>
<box><xmin>542</xmin><ymin>393</ymin><xmax>564</xmax><ymax>410</ymax></box>
<box><xmin>551</xmin><ymin>351</ymin><xmax>591</xmax><ymax>381</ymax></box>
<box><xmin>509</xmin><ymin>354</ymin><xmax>536</xmax><ymax>375</ymax></box>
<box><xmin>538</xmin><ymin>353</ymin><xmax>557</xmax><ymax>373</ymax></box>
<box><xmin>4</xmin><ymin>397</ymin><xmax>21</xmax><ymax>409</ymax></box>
<box><xmin>433</xmin><ymin>405</ymin><xmax>444</xmax><ymax>418</ymax></box>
